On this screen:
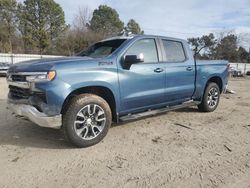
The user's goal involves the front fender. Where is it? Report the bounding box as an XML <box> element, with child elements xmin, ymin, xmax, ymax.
<box><xmin>56</xmin><ymin>67</ymin><xmax>120</xmax><ymax>113</ymax></box>
<box><xmin>67</xmin><ymin>81</ymin><xmax>120</xmax><ymax>110</ymax></box>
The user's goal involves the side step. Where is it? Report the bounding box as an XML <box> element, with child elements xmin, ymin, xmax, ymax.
<box><xmin>119</xmin><ymin>100</ymin><xmax>198</xmax><ymax>122</ymax></box>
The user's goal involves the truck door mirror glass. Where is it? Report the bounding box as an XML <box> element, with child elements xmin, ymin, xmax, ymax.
<box><xmin>123</xmin><ymin>53</ymin><xmax>144</xmax><ymax>69</ymax></box>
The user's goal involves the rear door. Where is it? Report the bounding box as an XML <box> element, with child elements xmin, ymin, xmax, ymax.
<box><xmin>118</xmin><ymin>38</ymin><xmax>166</xmax><ymax>113</ymax></box>
<box><xmin>160</xmin><ymin>39</ymin><xmax>195</xmax><ymax>102</ymax></box>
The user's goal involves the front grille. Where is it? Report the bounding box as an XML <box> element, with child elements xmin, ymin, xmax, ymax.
<box><xmin>9</xmin><ymin>85</ymin><xmax>47</xmax><ymax>103</ymax></box>
<box><xmin>9</xmin><ymin>85</ymin><xmax>30</xmax><ymax>99</ymax></box>
<box><xmin>11</xmin><ymin>74</ymin><xmax>26</xmax><ymax>82</ymax></box>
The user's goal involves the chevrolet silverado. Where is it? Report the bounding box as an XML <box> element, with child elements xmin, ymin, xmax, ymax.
<box><xmin>6</xmin><ymin>35</ymin><xmax>229</xmax><ymax>147</ymax></box>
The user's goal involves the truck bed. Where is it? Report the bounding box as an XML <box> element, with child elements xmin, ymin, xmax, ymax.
<box><xmin>194</xmin><ymin>60</ymin><xmax>229</xmax><ymax>99</ymax></box>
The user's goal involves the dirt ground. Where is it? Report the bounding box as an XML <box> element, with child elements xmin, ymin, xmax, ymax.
<box><xmin>0</xmin><ymin>77</ymin><xmax>249</xmax><ymax>188</ymax></box>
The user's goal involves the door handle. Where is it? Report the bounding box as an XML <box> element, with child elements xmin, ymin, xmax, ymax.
<box><xmin>154</xmin><ymin>68</ymin><xmax>164</xmax><ymax>73</ymax></box>
<box><xmin>186</xmin><ymin>67</ymin><xmax>193</xmax><ymax>71</ymax></box>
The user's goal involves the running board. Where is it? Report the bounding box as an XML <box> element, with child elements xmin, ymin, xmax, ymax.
<box><xmin>119</xmin><ymin>100</ymin><xmax>198</xmax><ymax>122</ymax></box>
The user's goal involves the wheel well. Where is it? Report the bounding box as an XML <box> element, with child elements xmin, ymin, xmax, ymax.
<box><xmin>61</xmin><ymin>86</ymin><xmax>117</xmax><ymax>120</ymax></box>
<box><xmin>207</xmin><ymin>76</ymin><xmax>223</xmax><ymax>93</ymax></box>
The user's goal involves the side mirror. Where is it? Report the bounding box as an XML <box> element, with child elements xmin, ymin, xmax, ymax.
<box><xmin>123</xmin><ymin>53</ymin><xmax>144</xmax><ymax>70</ymax></box>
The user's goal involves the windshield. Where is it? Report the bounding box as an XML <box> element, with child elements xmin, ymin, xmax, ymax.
<box><xmin>78</xmin><ymin>39</ymin><xmax>127</xmax><ymax>58</ymax></box>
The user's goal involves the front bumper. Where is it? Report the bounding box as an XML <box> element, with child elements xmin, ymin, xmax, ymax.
<box><xmin>7</xmin><ymin>102</ymin><xmax>62</xmax><ymax>129</ymax></box>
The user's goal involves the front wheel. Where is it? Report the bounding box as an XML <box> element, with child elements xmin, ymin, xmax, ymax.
<box><xmin>198</xmin><ymin>82</ymin><xmax>220</xmax><ymax>112</ymax></box>
<box><xmin>63</xmin><ymin>94</ymin><xmax>112</xmax><ymax>148</ymax></box>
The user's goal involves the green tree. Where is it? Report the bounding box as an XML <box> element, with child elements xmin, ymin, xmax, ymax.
<box><xmin>17</xmin><ymin>0</ymin><xmax>66</xmax><ymax>54</ymax></box>
<box><xmin>215</xmin><ymin>34</ymin><xmax>238</xmax><ymax>62</ymax></box>
<box><xmin>0</xmin><ymin>0</ymin><xmax>17</xmax><ymax>53</ymax></box>
<box><xmin>89</xmin><ymin>5</ymin><xmax>124</xmax><ymax>37</ymax></box>
<box><xmin>237</xmin><ymin>46</ymin><xmax>249</xmax><ymax>63</ymax></box>
<box><xmin>126</xmin><ymin>19</ymin><xmax>143</xmax><ymax>34</ymax></box>
<box><xmin>55</xmin><ymin>7</ymin><xmax>104</xmax><ymax>56</ymax></box>
<box><xmin>188</xmin><ymin>33</ymin><xmax>216</xmax><ymax>58</ymax></box>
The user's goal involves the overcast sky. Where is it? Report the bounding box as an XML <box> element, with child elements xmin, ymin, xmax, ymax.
<box><xmin>18</xmin><ymin>0</ymin><xmax>250</xmax><ymax>48</ymax></box>
<box><xmin>56</xmin><ymin>0</ymin><xmax>250</xmax><ymax>33</ymax></box>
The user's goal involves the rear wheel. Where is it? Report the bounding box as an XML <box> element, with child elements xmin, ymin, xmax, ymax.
<box><xmin>63</xmin><ymin>94</ymin><xmax>112</xmax><ymax>148</ymax></box>
<box><xmin>198</xmin><ymin>82</ymin><xmax>220</xmax><ymax>112</ymax></box>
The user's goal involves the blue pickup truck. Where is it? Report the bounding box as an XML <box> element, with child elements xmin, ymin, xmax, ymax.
<box><xmin>7</xmin><ymin>35</ymin><xmax>229</xmax><ymax>147</ymax></box>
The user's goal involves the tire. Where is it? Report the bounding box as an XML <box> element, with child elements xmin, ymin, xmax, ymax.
<box><xmin>63</xmin><ymin>94</ymin><xmax>112</xmax><ymax>148</ymax></box>
<box><xmin>198</xmin><ymin>82</ymin><xmax>220</xmax><ymax>112</ymax></box>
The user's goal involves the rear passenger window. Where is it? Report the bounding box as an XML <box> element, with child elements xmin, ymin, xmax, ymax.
<box><xmin>162</xmin><ymin>40</ymin><xmax>186</xmax><ymax>62</ymax></box>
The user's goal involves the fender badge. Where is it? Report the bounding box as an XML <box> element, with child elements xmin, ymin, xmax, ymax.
<box><xmin>98</xmin><ymin>62</ymin><xmax>113</xmax><ymax>66</ymax></box>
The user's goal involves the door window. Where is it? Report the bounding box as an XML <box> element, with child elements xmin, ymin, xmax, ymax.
<box><xmin>126</xmin><ymin>39</ymin><xmax>158</xmax><ymax>63</ymax></box>
<box><xmin>162</xmin><ymin>40</ymin><xmax>186</xmax><ymax>62</ymax></box>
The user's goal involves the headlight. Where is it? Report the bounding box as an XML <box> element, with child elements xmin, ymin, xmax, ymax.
<box><xmin>26</xmin><ymin>71</ymin><xmax>56</xmax><ymax>82</ymax></box>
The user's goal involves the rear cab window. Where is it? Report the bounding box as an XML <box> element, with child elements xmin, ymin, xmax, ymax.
<box><xmin>161</xmin><ymin>40</ymin><xmax>186</xmax><ymax>62</ymax></box>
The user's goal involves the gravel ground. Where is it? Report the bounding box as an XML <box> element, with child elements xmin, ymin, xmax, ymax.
<box><xmin>0</xmin><ymin>77</ymin><xmax>249</xmax><ymax>188</ymax></box>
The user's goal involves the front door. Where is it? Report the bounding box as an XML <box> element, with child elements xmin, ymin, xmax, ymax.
<box><xmin>118</xmin><ymin>38</ymin><xmax>166</xmax><ymax>114</ymax></box>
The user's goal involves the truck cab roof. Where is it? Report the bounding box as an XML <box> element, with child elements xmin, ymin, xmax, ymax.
<box><xmin>102</xmin><ymin>34</ymin><xmax>187</xmax><ymax>43</ymax></box>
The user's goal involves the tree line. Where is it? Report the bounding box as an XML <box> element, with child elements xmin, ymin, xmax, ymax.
<box><xmin>0</xmin><ymin>0</ymin><xmax>249</xmax><ymax>63</ymax></box>
<box><xmin>188</xmin><ymin>32</ymin><xmax>250</xmax><ymax>63</ymax></box>
<box><xmin>0</xmin><ymin>0</ymin><xmax>143</xmax><ymax>55</ymax></box>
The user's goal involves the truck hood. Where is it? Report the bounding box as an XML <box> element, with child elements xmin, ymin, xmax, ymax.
<box><xmin>8</xmin><ymin>56</ymin><xmax>93</xmax><ymax>73</ymax></box>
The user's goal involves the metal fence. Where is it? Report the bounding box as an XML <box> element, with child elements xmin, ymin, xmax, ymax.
<box><xmin>230</xmin><ymin>63</ymin><xmax>250</xmax><ymax>74</ymax></box>
<box><xmin>0</xmin><ymin>53</ymin><xmax>64</xmax><ymax>64</ymax></box>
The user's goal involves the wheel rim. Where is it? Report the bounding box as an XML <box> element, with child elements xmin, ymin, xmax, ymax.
<box><xmin>74</xmin><ymin>104</ymin><xmax>106</xmax><ymax>140</ymax></box>
<box><xmin>207</xmin><ymin>87</ymin><xmax>219</xmax><ymax>108</ymax></box>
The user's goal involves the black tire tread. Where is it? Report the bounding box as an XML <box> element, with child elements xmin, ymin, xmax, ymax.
<box><xmin>198</xmin><ymin>82</ymin><xmax>220</xmax><ymax>112</ymax></box>
<box><xmin>62</xmin><ymin>94</ymin><xmax>112</xmax><ymax>148</ymax></box>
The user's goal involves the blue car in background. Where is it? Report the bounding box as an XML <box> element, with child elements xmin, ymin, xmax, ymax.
<box><xmin>6</xmin><ymin>35</ymin><xmax>229</xmax><ymax>147</ymax></box>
